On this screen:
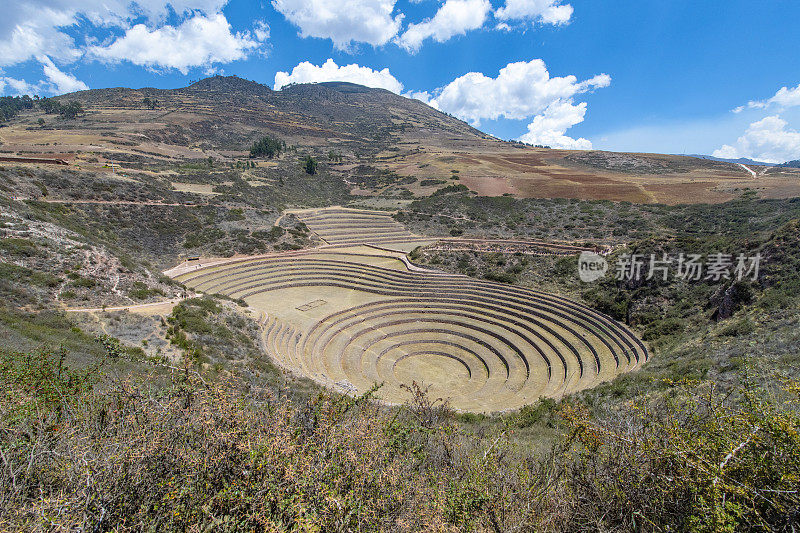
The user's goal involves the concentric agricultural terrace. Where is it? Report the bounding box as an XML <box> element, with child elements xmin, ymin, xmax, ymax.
<box><xmin>172</xmin><ymin>208</ymin><xmax>647</xmax><ymax>412</ymax></box>
<box><xmin>287</xmin><ymin>207</ymin><xmax>432</xmax><ymax>249</ymax></box>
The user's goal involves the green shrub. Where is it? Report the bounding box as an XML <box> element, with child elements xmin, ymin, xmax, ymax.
<box><xmin>0</xmin><ymin>237</ymin><xmax>39</xmax><ymax>256</ymax></box>
<box><xmin>642</xmin><ymin>317</ymin><xmax>686</xmax><ymax>340</ymax></box>
<box><xmin>484</xmin><ymin>270</ymin><xmax>516</xmax><ymax>284</ymax></box>
<box><xmin>128</xmin><ymin>281</ymin><xmax>165</xmax><ymax>300</ymax></box>
<box><xmin>70</xmin><ymin>276</ymin><xmax>96</xmax><ymax>289</ymax></box>
<box><xmin>718</xmin><ymin>317</ymin><xmax>756</xmax><ymax>337</ymax></box>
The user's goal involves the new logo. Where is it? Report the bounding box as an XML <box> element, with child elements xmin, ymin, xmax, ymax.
<box><xmin>578</xmin><ymin>251</ymin><xmax>608</xmax><ymax>283</ymax></box>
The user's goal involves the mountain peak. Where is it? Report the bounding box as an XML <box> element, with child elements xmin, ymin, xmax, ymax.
<box><xmin>186</xmin><ymin>75</ymin><xmax>272</xmax><ymax>94</ymax></box>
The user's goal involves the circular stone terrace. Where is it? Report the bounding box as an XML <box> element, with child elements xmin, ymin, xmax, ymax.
<box><xmin>167</xmin><ymin>208</ymin><xmax>647</xmax><ymax>412</ymax></box>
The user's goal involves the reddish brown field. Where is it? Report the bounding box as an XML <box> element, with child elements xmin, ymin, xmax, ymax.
<box><xmin>380</xmin><ymin>142</ymin><xmax>800</xmax><ymax>204</ymax></box>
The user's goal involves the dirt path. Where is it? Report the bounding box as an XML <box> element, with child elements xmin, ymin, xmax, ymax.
<box><xmin>36</xmin><ymin>199</ymin><xmax>195</xmax><ymax>207</ymax></box>
<box><xmin>65</xmin><ymin>298</ymin><xmax>184</xmax><ymax>314</ymax></box>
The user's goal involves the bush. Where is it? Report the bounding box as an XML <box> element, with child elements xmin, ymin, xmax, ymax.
<box><xmin>128</xmin><ymin>281</ymin><xmax>165</xmax><ymax>300</ymax></box>
<box><xmin>642</xmin><ymin>317</ymin><xmax>686</xmax><ymax>340</ymax></box>
<box><xmin>484</xmin><ymin>270</ymin><xmax>516</xmax><ymax>284</ymax></box>
<box><xmin>0</xmin><ymin>237</ymin><xmax>39</xmax><ymax>257</ymax></box>
<box><xmin>0</xmin><ymin>350</ymin><xmax>798</xmax><ymax>532</ymax></box>
<box><xmin>559</xmin><ymin>379</ymin><xmax>800</xmax><ymax>532</ymax></box>
<box><xmin>718</xmin><ymin>317</ymin><xmax>756</xmax><ymax>337</ymax></box>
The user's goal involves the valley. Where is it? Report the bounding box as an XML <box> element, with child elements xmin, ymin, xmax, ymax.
<box><xmin>1</xmin><ymin>77</ymin><xmax>799</xmax><ymax>531</ymax></box>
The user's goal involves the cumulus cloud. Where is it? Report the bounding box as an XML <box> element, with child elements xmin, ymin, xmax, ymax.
<box><xmin>428</xmin><ymin>59</ymin><xmax>609</xmax><ymax>125</ymax></box>
<box><xmin>405</xmin><ymin>89</ymin><xmax>436</xmax><ymax>105</ymax></box>
<box><xmin>0</xmin><ymin>1</ymin><xmax>229</xmax><ymax>67</ymax></box>
<box><xmin>38</xmin><ymin>55</ymin><xmax>88</xmax><ymax>93</ymax></box>
<box><xmin>88</xmin><ymin>14</ymin><xmax>262</xmax><ymax>74</ymax></box>
<box><xmin>0</xmin><ymin>10</ymin><xmax>80</xmax><ymax>67</ymax></box>
<box><xmin>0</xmin><ymin>56</ymin><xmax>87</xmax><ymax>96</ymax></box>
<box><xmin>272</xmin><ymin>0</ymin><xmax>403</xmax><ymax>49</ymax></box>
<box><xmin>274</xmin><ymin>58</ymin><xmax>404</xmax><ymax>93</ymax></box>
<box><xmin>424</xmin><ymin>59</ymin><xmax>608</xmax><ymax>149</ymax></box>
<box><xmin>396</xmin><ymin>0</ymin><xmax>491</xmax><ymax>53</ymax></box>
<box><xmin>0</xmin><ymin>1</ymin><xmax>264</xmax><ymax>95</ymax></box>
<box><xmin>517</xmin><ymin>100</ymin><xmax>591</xmax><ymax>149</ymax></box>
<box><xmin>713</xmin><ymin>115</ymin><xmax>800</xmax><ymax>164</ymax></box>
<box><xmin>0</xmin><ymin>75</ymin><xmax>40</xmax><ymax>96</ymax></box>
<box><xmin>738</xmin><ymin>83</ymin><xmax>800</xmax><ymax>112</ymax></box>
<box><xmin>495</xmin><ymin>0</ymin><xmax>573</xmax><ymax>25</ymax></box>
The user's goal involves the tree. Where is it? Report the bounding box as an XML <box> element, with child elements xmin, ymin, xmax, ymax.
<box><xmin>37</xmin><ymin>118</ymin><xmax>45</xmax><ymax>127</ymax></box>
<box><xmin>58</xmin><ymin>101</ymin><xmax>83</xmax><ymax>119</ymax></box>
<box><xmin>0</xmin><ymin>95</ymin><xmax>35</xmax><ymax>122</ymax></box>
<box><xmin>304</xmin><ymin>156</ymin><xmax>318</xmax><ymax>175</ymax></box>
<box><xmin>39</xmin><ymin>98</ymin><xmax>60</xmax><ymax>114</ymax></box>
<box><xmin>249</xmin><ymin>136</ymin><xmax>285</xmax><ymax>159</ymax></box>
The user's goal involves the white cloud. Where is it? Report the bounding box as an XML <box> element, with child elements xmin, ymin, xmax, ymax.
<box><xmin>713</xmin><ymin>115</ymin><xmax>800</xmax><ymax>164</ymax></box>
<box><xmin>517</xmin><ymin>100</ymin><xmax>591</xmax><ymax>149</ymax></box>
<box><xmin>0</xmin><ymin>75</ymin><xmax>40</xmax><ymax>96</ymax></box>
<box><xmin>405</xmin><ymin>89</ymin><xmax>435</xmax><ymax>105</ymax></box>
<box><xmin>272</xmin><ymin>0</ymin><xmax>402</xmax><ymax>49</ymax></box>
<box><xmin>0</xmin><ymin>55</ymin><xmax>87</xmax><ymax>96</ymax></box>
<box><xmin>424</xmin><ymin>59</ymin><xmax>608</xmax><ymax>149</ymax></box>
<box><xmin>495</xmin><ymin>0</ymin><xmax>573</xmax><ymax>25</ymax></box>
<box><xmin>395</xmin><ymin>0</ymin><xmax>491</xmax><ymax>53</ymax></box>
<box><xmin>38</xmin><ymin>55</ymin><xmax>88</xmax><ymax>93</ymax></box>
<box><xmin>743</xmin><ymin>83</ymin><xmax>800</xmax><ymax>111</ymax></box>
<box><xmin>88</xmin><ymin>14</ymin><xmax>262</xmax><ymax>74</ymax></box>
<box><xmin>274</xmin><ymin>58</ymin><xmax>404</xmax><ymax>93</ymax></box>
<box><xmin>1</xmin><ymin>2</ymin><xmax>263</xmax><ymax>95</ymax></box>
<box><xmin>0</xmin><ymin>10</ymin><xmax>80</xmax><ymax>66</ymax></box>
<box><xmin>428</xmin><ymin>59</ymin><xmax>610</xmax><ymax>125</ymax></box>
<box><xmin>0</xmin><ymin>1</ymin><xmax>229</xmax><ymax>67</ymax></box>
<box><xmin>253</xmin><ymin>20</ymin><xmax>270</xmax><ymax>42</ymax></box>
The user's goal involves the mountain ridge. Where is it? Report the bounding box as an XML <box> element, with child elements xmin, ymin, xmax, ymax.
<box><xmin>3</xmin><ymin>75</ymin><xmax>796</xmax><ymax>204</ymax></box>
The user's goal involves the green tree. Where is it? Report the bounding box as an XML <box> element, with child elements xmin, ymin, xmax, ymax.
<box><xmin>58</xmin><ymin>101</ymin><xmax>83</xmax><ymax>119</ymax></box>
<box><xmin>39</xmin><ymin>98</ymin><xmax>60</xmax><ymax>114</ymax></box>
<box><xmin>37</xmin><ymin>118</ymin><xmax>45</xmax><ymax>127</ymax></box>
<box><xmin>304</xmin><ymin>155</ymin><xmax>318</xmax><ymax>175</ymax></box>
<box><xmin>249</xmin><ymin>136</ymin><xmax>285</xmax><ymax>159</ymax></box>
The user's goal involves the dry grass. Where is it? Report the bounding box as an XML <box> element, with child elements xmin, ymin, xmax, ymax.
<box><xmin>2</xmin><ymin>347</ymin><xmax>798</xmax><ymax>532</ymax></box>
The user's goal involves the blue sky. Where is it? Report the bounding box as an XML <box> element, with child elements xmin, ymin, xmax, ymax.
<box><xmin>2</xmin><ymin>0</ymin><xmax>800</xmax><ymax>162</ymax></box>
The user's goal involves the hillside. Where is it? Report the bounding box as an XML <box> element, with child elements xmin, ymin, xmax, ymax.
<box><xmin>2</xmin><ymin>76</ymin><xmax>800</xmax><ymax>531</ymax></box>
<box><xmin>49</xmin><ymin>76</ymin><xmax>488</xmax><ymax>154</ymax></box>
<box><xmin>2</xmin><ymin>75</ymin><xmax>799</xmax><ymax>205</ymax></box>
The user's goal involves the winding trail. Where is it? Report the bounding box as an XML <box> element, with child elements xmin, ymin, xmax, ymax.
<box><xmin>65</xmin><ymin>298</ymin><xmax>184</xmax><ymax>314</ymax></box>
